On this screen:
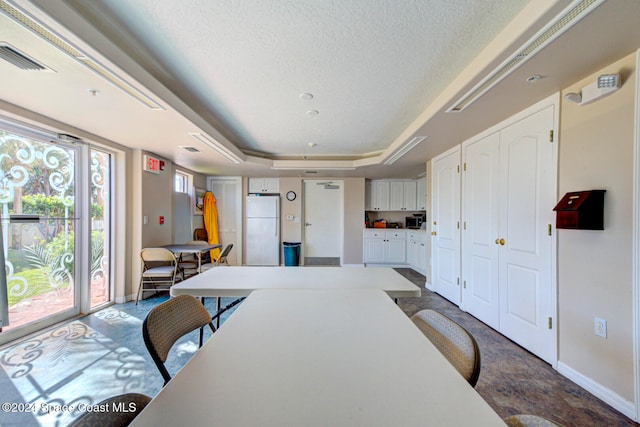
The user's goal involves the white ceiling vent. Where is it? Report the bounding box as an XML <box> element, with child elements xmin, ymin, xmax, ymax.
<box><xmin>0</xmin><ymin>43</ymin><xmax>48</xmax><ymax>70</ymax></box>
<box><xmin>0</xmin><ymin>0</ymin><xmax>164</xmax><ymax>110</ymax></box>
<box><xmin>447</xmin><ymin>0</ymin><xmax>605</xmax><ymax>112</ymax></box>
<box><xmin>180</xmin><ymin>146</ymin><xmax>200</xmax><ymax>153</ymax></box>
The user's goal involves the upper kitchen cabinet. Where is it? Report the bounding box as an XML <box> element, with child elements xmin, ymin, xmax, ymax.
<box><xmin>416</xmin><ymin>178</ymin><xmax>426</xmax><ymax>211</ymax></box>
<box><xmin>366</xmin><ymin>179</ymin><xmax>424</xmax><ymax>212</ymax></box>
<box><xmin>365</xmin><ymin>180</ymin><xmax>390</xmax><ymax>211</ymax></box>
<box><xmin>248</xmin><ymin>178</ymin><xmax>280</xmax><ymax>194</ymax></box>
<box><xmin>389</xmin><ymin>181</ymin><xmax>417</xmax><ymax>211</ymax></box>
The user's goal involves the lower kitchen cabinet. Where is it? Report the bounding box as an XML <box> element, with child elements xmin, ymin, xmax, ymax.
<box><xmin>363</xmin><ymin>229</ymin><xmax>407</xmax><ymax>266</ymax></box>
<box><xmin>407</xmin><ymin>231</ymin><xmax>427</xmax><ymax>275</ymax></box>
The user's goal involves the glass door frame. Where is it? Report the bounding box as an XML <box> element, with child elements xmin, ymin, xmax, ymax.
<box><xmin>0</xmin><ymin>117</ymin><xmax>114</xmax><ymax>344</ymax></box>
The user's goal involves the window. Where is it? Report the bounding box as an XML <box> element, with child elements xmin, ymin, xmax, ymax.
<box><xmin>175</xmin><ymin>170</ymin><xmax>190</xmax><ymax>193</ymax></box>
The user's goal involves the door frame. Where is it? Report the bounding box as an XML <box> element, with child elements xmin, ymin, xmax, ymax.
<box><xmin>302</xmin><ymin>179</ymin><xmax>344</xmax><ymax>265</ymax></box>
<box><xmin>0</xmin><ymin>119</ymin><xmax>84</xmax><ymax>344</ymax></box>
<box><xmin>633</xmin><ymin>50</ymin><xmax>640</xmax><ymax>422</ymax></box>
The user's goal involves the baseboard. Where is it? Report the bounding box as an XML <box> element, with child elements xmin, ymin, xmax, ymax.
<box><xmin>115</xmin><ymin>295</ymin><xmax>132</xmax><ymax>304</ymax></box>
<box><xmin>557</xmin><ymin>361</ymin><xmax>637</xmax><ymax>420</ymax></box>
<box><xmin>342</xmin><ymin>264</ymin><xmax>365</xmax><ymax>268</ymax></box>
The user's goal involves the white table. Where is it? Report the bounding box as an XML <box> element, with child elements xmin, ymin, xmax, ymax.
<box><xmin>170</xmin><ymin>266</ymin><xmax>421</xmax><ymax>299</ymax></box>
<box><xmin>161</xmin><ymin>243</ymin><xmax>222</xmax><ymax>274</ymax></box>
<box><xmin>131</xmin><ymin>289</ymin><xmax>504</xmax><ymax>426</ymax></box>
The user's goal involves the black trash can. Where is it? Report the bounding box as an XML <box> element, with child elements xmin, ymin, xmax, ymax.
<box><xmin>283</xmin><ymin>242</ymin><xmax>301</xmax><ymax>266</ymax></box>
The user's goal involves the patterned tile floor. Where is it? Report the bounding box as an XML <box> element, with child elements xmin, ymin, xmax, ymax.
<box><xmin>0</xmin><ymin>269</ymin><xmax>638</xmax><ymax>426</ymax></box>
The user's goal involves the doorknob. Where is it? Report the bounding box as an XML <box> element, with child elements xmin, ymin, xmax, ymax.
<box><xmin>495</xmin><ymin>238</ymin><xmax>500</xmax><ymax>245</ymax></box>
<box><xmin>499</xmin><ymin>238</ymin><xmax>505</xmax><ymax>246</ymax></box>
<box><xmin>305</xmin><ymin>222</ymin><xmax>312</xmax><ymax>226</ymax></box>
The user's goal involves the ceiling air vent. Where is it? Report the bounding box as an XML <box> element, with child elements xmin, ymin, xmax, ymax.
<box><xmin>0</xmin><ymin>43</ymin><xmax>47</xmax><ymax>70</ymax></box>
<box><xmin>447</xmin><ymin>0</ymin><xmax>604</xmax><ymax>112</ymax></box>
<box><xmin>180</xmin><ymin>146</ymin><xmax>200</xmax><ymax>153</ymax></box>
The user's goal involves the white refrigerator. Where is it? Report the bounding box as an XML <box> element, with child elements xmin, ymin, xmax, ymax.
<box><xmin>246</xmin><ymin>195</ymin><xmax>280</xmax><ymax>266</ymax></box>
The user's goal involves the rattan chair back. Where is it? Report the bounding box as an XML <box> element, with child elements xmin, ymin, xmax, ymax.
<box><xmin>142</xmin><ymin>295</ymin><xmax>216</xmax><ymax>385</ymax></box>
<box><xmin>68</xmin><ymin>393</ymin><xmax>151</xmax><ymax>427</ymax></box>
<box><xmin>411</xmin><ymin>309</ymin><xmax>481</xmax><ymax>387</ymax></box>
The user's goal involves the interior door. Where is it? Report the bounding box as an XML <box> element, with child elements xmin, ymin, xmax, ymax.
<box><xmin>303</xmin><ymin>180</ymin><xmax>343</xmax><ymax>265</ymax></box>
<box><xmin>0</xmin><ymin>130</ymin><xmax>80</xmax><ymax>343</ymax></box>
<box><xmin>431</xmin><ymin>146</ymin><xmax>461</xmax><ymax>305</ymax></box>
<box><xmin>208</xmin><ymin>177</ymin><xmax>242</xmax><ymax>265</ymax></box>
<box><xmin>498</xmin><ymin>105</ymin><xmax>555</xmax><ymax>364</ymax></box>
<box><xmin>462</xmin><ymin>132</ymin><xmax>501</xmax><ymax>329</ymax></box>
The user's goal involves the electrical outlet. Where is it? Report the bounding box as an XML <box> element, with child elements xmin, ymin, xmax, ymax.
<box><xmin>594</xmin><ymin>317</ymin><xmax>607</xmax><ymax>338</ymax></box>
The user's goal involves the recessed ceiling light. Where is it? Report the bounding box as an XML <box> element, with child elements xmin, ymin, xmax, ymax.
<box><xmin>88</xmin><ymin>89</ymin><xmax>100</xmax><ymax>96</ymax></box>
<box><xmin>307</xmin><ymin>110</ymin><xmax>319</xmax><ymax>116</ymax></box>
<box><xmin>299</xmin><ymin>92</ymin><xmax>314</xmax><ymax>100</ymax></box>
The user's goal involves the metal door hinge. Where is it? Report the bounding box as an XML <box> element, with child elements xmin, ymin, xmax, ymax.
<box><xmin>548</xmin><ymin>317</ymin><xmax>553</xmax><ymax>329</ymax></box>
<box><xmin>457</xmin><ymin>165</ymin><xmax>460</xmax><ymax>173</ymax></box>
<box><xmin>549</xmin><ymin>130</ymin><xmax>554</xmax><ymax>142</ymax></box>
<box><xmin>457</xmin><ymin>221</ymin><xmax>460</xmax><ymax>229</ymax></box>
<box><xmin>464</xmin><ymin>163</ymin><xmax>467</xmax><ymax>171</ymax></box>
<box><xmin>464</xmin><ymin>221</ymin><xmax>467</xmax><ymax>230</ymax></box>
<box><xmin>548</xmin><ymin>224</ymin><xmax>552</xmax><ymax>236</ymax></box>
<box><xmin>457</xmin><ymin>277</ymin><xmax>460</xmax><ymax>286</ymax></box>
<box><xmin>463</xmin><ymin>280</ymin><xmax>467</xmax><ymax>289</ymax></box>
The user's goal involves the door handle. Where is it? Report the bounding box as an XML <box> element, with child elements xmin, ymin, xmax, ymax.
<box><xmin>305</xmin><ymin>222</ymin><xmax>312</xmax><ymax>226</ymax></box>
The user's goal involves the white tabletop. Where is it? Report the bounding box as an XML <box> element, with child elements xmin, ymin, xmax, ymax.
<box><xmin>170</xmin><ymin>266</ymin><xmax>421</xmax><ymax>298</ymax></box>
<box><xmin>131</xmin><ymin>289</ymin><xmax>504</xmax><ymax>426</ymax></box>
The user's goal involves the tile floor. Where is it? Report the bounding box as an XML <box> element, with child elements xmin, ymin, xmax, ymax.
<box><xmin>0</xmin><ymin>269</ymin><xmax>638</xmax><ymax>426</ymax></box>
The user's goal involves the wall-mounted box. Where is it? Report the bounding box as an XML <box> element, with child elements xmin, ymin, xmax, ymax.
<box><xmin>553</xmin><ymin>190</ymin><xmax>606</xmax><ymax>230</ymax></box>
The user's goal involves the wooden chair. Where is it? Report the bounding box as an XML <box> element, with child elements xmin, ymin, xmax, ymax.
<box><xmin>68</xmin><ymin>393</ymin><xmax>151</xmax><ymax>426</ymax></box>
<box><xmin>193</xmin><ymin>228</ymin><xmax>208</xmax><ymax>241</ymax></box>
<box><xmin>503</xmin><ymin>414</ymin><xmax>564</xmax><ymax>427</ymax></box>
<box><xmin>142</xmin><ymin>295</ymin><xmax>216</xmax><ymax>386</ymax></box>
<box><xmin>136</xmin><ymin>248</ymin><xmax>180</xmax><ymax>304</ymax></box>
<box><xmin>411</xmin><ymin>309</ymin><xmax>481</xmax><ymax>387</ymax></box>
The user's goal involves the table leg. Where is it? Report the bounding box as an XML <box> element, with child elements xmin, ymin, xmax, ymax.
<box><xmin>216</xmin><ymin>297</ymin><xmax>221</xmax><ymax>329</ymax></box>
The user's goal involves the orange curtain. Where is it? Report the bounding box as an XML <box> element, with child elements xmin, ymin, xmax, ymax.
<box><xmin>203</xmin><ymin>191</ymin><xmax>221</xmax><ymax>260</ymax></box>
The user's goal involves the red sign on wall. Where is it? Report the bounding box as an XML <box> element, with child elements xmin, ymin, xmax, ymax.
<box><xmin>143</xmin><ymin>155</ymin><xmax>164</xmax><ymax>174</ymax></box>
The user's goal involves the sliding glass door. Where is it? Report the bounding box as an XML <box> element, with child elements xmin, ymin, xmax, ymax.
<box><xmin>0</xmin><ymin>124</ymin><xmax>112</xmax><ymax>344</ymax></box>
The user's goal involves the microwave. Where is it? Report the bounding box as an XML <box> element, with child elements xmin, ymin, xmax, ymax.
<box><xmin>405</xmin><ymin>214</ymin><xmax>425</xmax><ymax>229</ymax></box>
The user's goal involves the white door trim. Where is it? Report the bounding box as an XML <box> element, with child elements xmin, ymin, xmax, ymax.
<box><xmin>632</xmin><ymin>49</ymin><xmax>640</xmax><ymax>422</ymax></box>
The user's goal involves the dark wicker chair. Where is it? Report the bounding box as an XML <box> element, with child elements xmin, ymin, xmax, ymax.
<box><xmin>68</xmin><ymin>393</ymin><xmax>151</xmax><ymax>427</ymax></box>
<box><xmin>142</xmin><ymin>295</ymin><xmax>216</xmax><ymax>386</ymax></box>
<box><xmin>411</xmin><ymin>309</ymin><xmax>481</xmax><ymax>387</ymax></box>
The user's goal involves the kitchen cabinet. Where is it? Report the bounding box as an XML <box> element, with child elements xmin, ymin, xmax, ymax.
<box><xmin>389</xmin><ymin>181</ymin><xmax>417</xmax><ymax>211</ymax></box>
<box><xmin>365</xmin><ymin>181</ymin><xmax>390</xmax><ymax>211</ymax></box>
<box><xmin>407</xmin><ymin>230</ymin><xmax>427</xmax><ymax>275</ymax></box>
<box><xmin>416</xmin><ymin>178</ymin><xmax>427</xmax><ymax>211</ymax></box>
<box><xmin>364</xmin><ymin>229</ymin><xmax>406</xmax><ymax>264</ymax></box>
<box><xmin>248</xmin><ymin>178</ymin><xmax>279</xmax><ymax>194</ymax></box>
<box><xmin>366</xmin><ymin>180</ymin><xmax>420</xmax><ymax>211</ymax></box>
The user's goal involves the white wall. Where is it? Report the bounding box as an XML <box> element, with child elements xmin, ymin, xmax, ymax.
<box><xmin>557</xmin><ymin>52</ymin><xmax>637</xmax><ymax>411</ymax></box>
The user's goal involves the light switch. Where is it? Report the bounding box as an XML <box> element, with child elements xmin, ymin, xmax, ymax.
<box><xmin>287</xmin><ymin>215</ymin><xmax>294</xmax><ymax>221</ymax></box>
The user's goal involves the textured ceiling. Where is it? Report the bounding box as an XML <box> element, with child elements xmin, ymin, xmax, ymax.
<box><xmin>65</xmin><ymin>0</ymin><xmax>528</xmax><ymax>157</ymax></box>
<box><xmin>2</xmin><ymin>0</ymin><xmax>640</xmax><ymax>179</ymax></box>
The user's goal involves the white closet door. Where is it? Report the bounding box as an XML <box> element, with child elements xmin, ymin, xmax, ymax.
<box><xmin>462</xmin><ymin>132</ymin><xmax>501</xmax><ymax>330</ymax></box>
<box><xmin>431</xmin><ymin>146</ymin><xmax>461</xmax><ymax>305</ymax></box>
<box><xmin>498</xmin><ymin>105</ymin><xmax>555</xmax><ymax>364</ymax></box>
<box><xmin>208</xmin><ymin>177</ymin><xmax>243</xmax><ymax>266</ymax></box>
